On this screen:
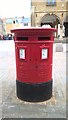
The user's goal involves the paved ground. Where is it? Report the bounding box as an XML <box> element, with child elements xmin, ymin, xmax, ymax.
<box><xmin>0</xmin><ymin>40</ymin><xmax>66</xmax><ymax>119</ymax></box>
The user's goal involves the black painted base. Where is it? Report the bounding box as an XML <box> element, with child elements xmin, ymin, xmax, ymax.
<box><xmin>16</xmin><ymin>80</ymin><xmax>53</xmax><ymax>102</ymax></box>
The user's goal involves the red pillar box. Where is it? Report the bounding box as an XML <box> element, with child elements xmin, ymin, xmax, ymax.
<box><xmin>11</xmin><ymin>28</ymin><xmax>57</xmax><ymax>102</ymax></box>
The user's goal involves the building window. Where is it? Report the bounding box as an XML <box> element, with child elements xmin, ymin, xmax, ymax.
<box><xmin>16</xmin><ymin>19</ymin><xmax>18</xmax><ymax>23</ymax></box>
<box><xmin>18</xmin><ymin>18</ymin><xmax>22</xmax><ymax>23</ymax></box>
<box><xmin>6</xmin><ymin>19</ymin><xmax>12</xmax><ymax>24</ymax></box>
<box><xmin>24</xmin><ymin>23</ymin><xmax>28</xmax><ymax>26</ymax></box>
<box><xmin>46</xmin><ymin>0</ymin><xmax>56</xmax><ymax>6</ymax></box>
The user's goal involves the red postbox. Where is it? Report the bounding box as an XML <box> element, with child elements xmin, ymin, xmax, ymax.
<box><xmin>11</xmin><ymin>28</ymin><xmax>57</xmax><ymax>102</ymax></box>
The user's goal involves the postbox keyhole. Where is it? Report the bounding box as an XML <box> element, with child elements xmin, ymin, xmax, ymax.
<box><xmin>30</xmin><ymin>59</ymin><xmax>31</xmax><ymax>61</ymax></box>
<box><xmin>29</xmin><ymin>58</ymin><xmax>37</xmax><ymax>61</ymax></box>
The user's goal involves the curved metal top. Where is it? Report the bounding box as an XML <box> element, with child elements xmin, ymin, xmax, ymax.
<box><xmin>11</xmin><ymin>27</ymin><xmax>57</xmax><ymax>36</ymax></box>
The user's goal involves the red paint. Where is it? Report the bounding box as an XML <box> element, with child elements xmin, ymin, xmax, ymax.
<box><xmin>11</xmin><ymin>28</ymin><xmax>57</xmax><ymax>83</ymax></box>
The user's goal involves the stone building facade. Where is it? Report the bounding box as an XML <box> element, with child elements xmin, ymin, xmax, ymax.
<box><xmin>31</xmin><ymin>0</ymin><xmax>68</xmax><ymax>37</ymax></box>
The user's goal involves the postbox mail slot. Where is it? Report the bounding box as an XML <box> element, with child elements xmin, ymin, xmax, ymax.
<box><xmin>38</xmin><ymin>37</ymin><xmax>50</xmax><ymax>40</ymax></box>
<box><xmin>17</xmin><ymin>37</ymin><xmax>28</xmax><ymax>41</ymax></box>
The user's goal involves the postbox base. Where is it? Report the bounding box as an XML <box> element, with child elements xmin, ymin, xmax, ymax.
<box><xmin>16</xmin><ymin>80</ymin><xmax>52</xmax><ymax>102</ymax></box>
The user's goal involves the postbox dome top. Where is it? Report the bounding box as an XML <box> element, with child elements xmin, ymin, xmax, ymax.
<box><xmin>11</xmin><ymin>27</ymin><xmax>57</xmax><ymax>36</ymax></box>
